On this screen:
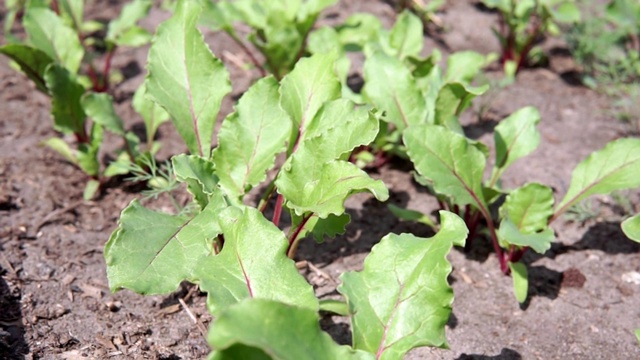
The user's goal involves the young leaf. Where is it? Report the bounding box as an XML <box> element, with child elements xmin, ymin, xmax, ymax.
<box><xmin>44</xmin><ymin>64</ymin><xmax>86</xmax><ymax>135</ymax></box>
<box><xmin>42</xmin><ymin>137</ymin><xmax>77</xmax><ymax>165</ymax></box>
<box><xmin>106</xmin><ymin>0</ymin><xmax>152</xmax><ymax>47</ymax></box>
<box><xmin>208</xmin><ymin>299</ymin><xmax>374</xmax><ymax>360</ymax></box>
<box><xmin>509</xmin><ymin>261</ymin><xmax>528</xmax><ymax>303</ymax></box>
<box><xmin>339</xmin><ymin>211</ymin><xmax>468</xmax><ymax>358</ymax></box>
<box><xmin>172</xmin><ymin>154</ymin><xmax>218</xmax><ymax>208</ymax></box>
<box><xmin>132</xmin><ymin>83</ymin><xmax>169</xmax><ymax>143</ymax></box>
<box><xmin>212</xmin><ymin>76</ymin><xmax>292</xmax><ymax>199</ymax></box>
<box><xmin>362</xmin><ymin>52</ymin><xmax>426</xmax><ymax>130</ymax></box>
<box><xmin>105</xmin><ymin>196</ymin><xmax>226</xmax><ymax>295</ymax></box>
<box><xmin>23</xmin><ymin>7</ymin><xmax>84</xmax><ymax>73</ymax></box>
<box><xmin>622</xmin><ymin>214</ymin><xmax>640</xmax><ymax>243</ymax></box>
<box><xmin>81</xmin><ymin>93</ymin><xmax>126</xmax><ymax>136</ymax></box>
<box><xmin>0</xmin><ymin>44</ymin><xmax>54</xmax><ymax>92</ymax></box>
<box><xmin>491</xmin><ymin>107</ymin><xmax>541</xmax><ymax>184</ymax></box>
<box><xmin>291</xmin><ymin>213</ymin><xmax>351</xmax><ymax>243</ymax></box>
<box><xmin>434</xmin><ymin>82</ymin><xmax>488</xmax><ymax>133</ymax></box>
<box><xmin>83</xmin><ymin>179</ymin><xmax>100</xmax><ymax>201</ymax></box>
<box><xmin>388</xmin><ymin>10</ymin><xmax>423</xmax><ymax>59</ymax></box>
<box><xmin>279</xmin><ymin>52</ymin><xmax>341</xmax><ymax>150</ymax></box>
<box><xmin>404</xmin><ymin>124</ymin><xmax>487</xmax><ymax>209</ymax></box>
<box><xmin>497</xmin><ymin>219</ymin><xmax>554</xmax><ymax>254</ymax></box>
<box><xmin>500</xmin><ymin>183</ymin><xmax>554</xmax><ymax>233</ymax></box>
<box><xmin>195</xmin><ymin>207</ymin><xmax>318</xmax><ymax>316</ymax></box>
<box><xmin>444</xmin><ymin>51</ymin><xmax>490</xmax><ymax>83</ymax></box>
<box><xmin>388</xmin><ymin>204</ymin><xmax>437</xmax><ymax>229</ymax></box>
<box><xmin>554</xmin><ymin>138</ymin><xmax>640</xmax><ymax>219</ymax></box>
<box><xmin>146</xmin><ymin>0</ymin><xmax>231</xmax><ymax>156</ymax></box>
<box><xmin>76</xmin><ymin>123</ymin><xmax>103</xmax><ymax>176</ymax></box>
<box><xmin>59</xmin><ymin>0</ymin><xmax>84</xmax><ymax>31</ymax></box>
<box><xmin>276</xmin><ymin>103</ymin><xmax>388</xmax><ymax>217</ymax></box>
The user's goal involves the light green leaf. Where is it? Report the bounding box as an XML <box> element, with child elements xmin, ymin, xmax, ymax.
<box><xmin>146</xmin><ymin>0</ymin><xmax>230</xmax><ymax>156</ymax></box>
<box><xmin>509</xmin><ymin>261</ymin><xmax>528</xmax><ymax>303</ymax></box>
<box><xmin>363</xmin><ymin>53</ymin><xmax>426</xmax><ymax>130</ymax></box>
<box><xmin>81</xmin><ymin>93</ymin><xmax>126</xmax><ymax>136</ymax></box>
<box><xmin>44</xmin><ymin>64</ymin><xmax>86</xmax><ymax>135</ymax></box>
<box><xmin>276</xmin><ymin>103</ymin><xmax>388</xmax><ymax>217</ymax></box>
<box><xmin>339</xmin><ymin>211</ymin><xmax>468</xmax><ymax>358</ymax></box>
<box><xmin>434</xmin><ymin>82</ymin><xmax>488</xmax><ymax>133</ymax></box>
<box><xmin>106</xmin><ymin>0</ymin><xmax>152</xmax><ymax>46</ymax></box>
<box><xmin>388</xmin><ymin>10</ymin><xmax>423</xmax><ymax>59</ymax></box>
<box><xmin>208</xmin><ymin>299</ymin><xmax>374</xmax><ymax>360</ymax></box>
<box><xmin>491</xmin><ymin>106</ymin><xmax>541</xmax><ymax>183</ymax></box>
<box><xmin>105</xmin><ymin>196</ymin><xmax>226</xmax><ymax>294</ymax></box>
<box><xmin>444</xmin><ymin>51</ymin><xmax>489</xmax><ymax>83</ymax></box>
<box><xmin>404</xmin><ymin>124</ymin><xmax>487</xmax><ymax>209</ymax></box>
<box><xmin>622</xmin><ymin>214</ymin><xmax>640</xmax><ymax>243</ymax></box>
<box><xmin>132</xmin><ymin>83</ymin><xmax>169</xmax><ymax>143</ymax></box>
<box><xmin>172</xmin><ymin>154</ymin><xmax>218</xmax><ymax>208</ymax></box>
<box><xmin>552</xmin><ymin>2</ymin><xmax>580</xmax><ymax>23</ymax></box>
<box><xmin>76</xmin><ymin>123</ymin><xmax>103</xmax><ymax>177</ymax></box>
<box><xmin>555</xmin><ymin>138</ymin><xmax>640</xmax><ymax>217</ymax></box>
<box><xmin>388</xmin><ymin>204</ymin><xmax>437</xmax><ymax>229</ymax></box>
<box><xmin>23</xmin><ymin>7</ymin><xmax>84</xmax><ymax>73</ymax></box>
<box><xmin>195</xmin><ymin>207</ymin><xmax>318</xmax><ymax>316</ymax></box>
<box><xmin>500</xmin><ymin>183</ymin><xmax>554</xmax><ymax>233</ymax></box>
<box><xmin>497</xmin><ymin>219</ymin><xmax>554</xmax><ymax>254</ymax></box>
<box><xmin>59</xmin><ymin>0</ymin><xmax>84</xmax><ymax>30</ymax></box>
<box><xmin>0</xmin><ymin>44</ymin><xmax>54</xmax><ymax>92</ymax></box>
<box><xmin>279</xmin><ymin>52</ymin><xmax>341</xmax><ymax>150</ymax></box>
<box><xmin>319</xmin><ymin>299</ymin><xmax>349</xmax><ymax>316</ymax></box>
<box><xmin>42</xmin><ymin>137</ymin><xmax>77</xmax><ymax>165</ymax></box>
<box><xmin>83</xmin><ymin>179</ymin><xmax>100</xmax><ymax>200</ymax></box>
<box><xmin>213</xmin><ymin>76</ymin><xmax>291</xmax><ymax>199</ymax></box>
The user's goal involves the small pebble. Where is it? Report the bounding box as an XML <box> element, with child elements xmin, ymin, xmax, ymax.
<box><xmin>621</xmin><ymin>271</ymin><xmax>640</xmax><ymax>285</ymax></box>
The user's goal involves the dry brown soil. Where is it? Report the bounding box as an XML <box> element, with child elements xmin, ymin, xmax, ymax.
<box><xmin>1</xmin><ymin>0</ymin><xmax>640</xmax><ymax>359</ymax></box>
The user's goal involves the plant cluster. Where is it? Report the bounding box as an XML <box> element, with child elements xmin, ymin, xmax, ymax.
<box><xmin>482</xmin><ymin>0</ymin><xmax>580</xmax><ymax>75</ymax></box>
<box><xmin>4</xmin><ymin>0</ymin><xmax>640</xmax><ymax>357</ymax></box>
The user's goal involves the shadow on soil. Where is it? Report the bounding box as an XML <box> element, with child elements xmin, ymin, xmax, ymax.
<box><xmin>0</xmin><ymin>273</ymin><xmax>28</xmax><ymax>360</ymax></box>
<box><xmin>457</xmin><ymin>348</ymin><xmax>522</xmax><ymax>360</ymax></box>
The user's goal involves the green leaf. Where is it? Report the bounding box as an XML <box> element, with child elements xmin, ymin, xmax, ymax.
<box><xmin>213</xmin><ymin>77</ymin><xmax>291</xmax><ymax>199</ymax></box>
<box><xmin>622</xmin><ymin>214</ymin><xmax>640</xmax><ymax>243</ymax></box>
<box><xmin>434</xmin><ymin>82</ymin><xmax>488</xmax><ymax>133</ymax></box>
<box><xmin>106</xmin><ymin>0</ymin><xmax>152</xmax><ymax>47</ymax></box>
<box><xmin>76</xmin><ymin>123</ymin><xmax>103</xmax><ymax>177</ymax></box>
<box><xmin>59</xmin><ymin>0</ymin><xmax>84</xmax><ymax>31</ymax></box>
<box><xmin>195</xmin><ymin>207</ymin><xmax>318</xmax><ymax>316</ymax></box>
<box><xmin>42</xmin><ymin>137</ymin><xmax>77</xmax><ymax>165</ymax></box>
<box><xmin>509</xmin><ymin>261</ymin><xmax>528</xmax><ymax>303</ymax></box>
<box><xmin>208</xmin><ymin>299</ymin><xmax>374</xmax><ymax>360</ymax></box>
<box><xmin>363</xmin><ymin>53</ymin><xmax>426</xmax><ymax>130</ymax></box>
<box><xmin>552</xmin><ymin>2</ymin><xmax>580</xmax><ymax>23</ymax></box>
<box><xmin>172</xmin><ymin>154</ymin><xmax>218</xmax><ymax>208</ymax></box>
<box><xmin>444</xmin><ymin>51</ymin><xmax>489</xmax><ymax>83</ymax></box>
<box><xmin>292</xmin><ymin>212</ymin><xmax>351</xmax><ymax>243</ymax></box>
<box><xmin>555</xmin><ymin>138</ymin><xmax>640</xmax><ymax>217</ymax></box>
<box><xmin>404</xmin><ymin>124</ymin><xmax>487</xmax><ymax>209</ymax></box>
<box><xmin>132</xmin><ymin>83</ymin><xmax>169</xmax><ymax>143</ymax></box>
<box><xmin>83</xmin><ymin>179</ymin><xmax>100</xmax><ymax>200</ymax></box>
<box><xmin>388</xmin><ymin>204</ymin><xmax>437</xmax><ymax>229</ymax></box>
<box><xmin>497</xmin><ymin>219</ymin><xmax>554</xmax><ymax>254</ymax></box>
<box><xmin>279</xmin><ymin>52</ymin><xmax>341</xmax><ymax>150</ymax></box>
<box><xmin>339</xmin><ymin>211</ymin><xmax>468</xmax><ymax>358</ymax></box>
<box><xmin>44</xmin><ymin>64</ymin><xmax>86</xmax><ymax>135</ymax></box>
<box><xmin>500</xmin><ymin>183</ymin><xmax>554</xmax><ymax>233</ymax></box>
<box><xmin>0</xmin><ymin>44</ymin><xmax>54</xmax><ymax>92</ymax></box>
<box><xmin>388</xmin><ymin>10</ymin><xmax>423</xmax><ymax>59</ymax></box>
<box><xmin>23</xmin><ymin>7</ymin><xmax>84</xmax><ymax>73</ymax></box>
<box><xmin>319</xmin><ymin>299</ymin><xmax>349</xmax><ymax>316</ymax></box>
<box><xmin>491</xmin><ymin>107</ymin><xmax>541</xmax><ymax>183</ymax></box>
<box><xmin>635</xmin><ymin>328</ymin><xmax>640</xmax><ymax>346</ymax></box>
<box><xmin>146</xmin><ymin>0</ymin><xmax>230</xmax><ymax>156</ymax></box>
<box><xmin>276</xmin><ymin>102</ymin><xmax>388</xmax><ymax>217</ymax></box>
<box><xmin>81</xmin><ymin>93</ymin><xmax>126</xmax><ymax>136</ymax></box>
<box><xmin>105</xmin><ymin>196</ymin><xmax>226</xmax><ymax>295</ymax></box>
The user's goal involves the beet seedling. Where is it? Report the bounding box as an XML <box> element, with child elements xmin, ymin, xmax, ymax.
<box><xmin>482</xmin><ymin>0</ymin><xmax>580</xmax><ymax>75</ymax></box>
<box><xmin>105</xmin><ymin>2</ymin><xmax>470</xmax><ymax>357</ymax></box>
<box><xmin>0</xmin><ymin>0</ymin><xmax>156</xmax><ymax>198</ymax></box>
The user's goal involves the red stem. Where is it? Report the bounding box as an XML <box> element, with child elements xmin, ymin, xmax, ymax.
<box><xmin>272</xmin><ymin>194</ymin><xmax>284</xmax><ymax>227</ymax></box>
<box><xmin>287</xmin><ymin>214</ymin><xmax>313</xmax><ymax>259</ymax></box>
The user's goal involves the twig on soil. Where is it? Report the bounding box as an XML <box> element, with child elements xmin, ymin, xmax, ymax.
<box><xmin>296</xmin><ymin>260</ymin><xmax>336</xmax><ymax>285</ymax></box>
<box><xmin>33</xmin><ymin>199</ymin><xmax>90</xmax><ymax>235</ymax></box>
<box><xmin>178</xmin><ymin>298</ymin><xmax>208</xmax><ymax>338</ymax></box>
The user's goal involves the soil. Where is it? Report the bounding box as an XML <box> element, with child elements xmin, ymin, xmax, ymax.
<box><xmin>2</xmin><ymin>0</ymin><xmax>640</xmax><ymax>359</ymax></box>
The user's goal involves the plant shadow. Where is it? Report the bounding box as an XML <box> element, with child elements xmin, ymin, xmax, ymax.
<box><xmin>456</xmin><ymin>348</ymin><xmax>522</xmax><ymax>360</ymax></box>
<box><xmin>0</xmin><ymin>272</ymin><xmax>28</xmax><ymax>360</ymax></box>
